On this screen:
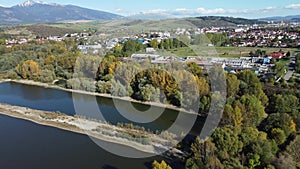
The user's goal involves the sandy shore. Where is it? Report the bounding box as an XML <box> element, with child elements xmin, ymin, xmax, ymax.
<box><xmin>0</xmin><ymin>103</ymin><xmax>180</xmax><ymax>154</ymax></box>
<box><xmin>0</xmin><ymin>79</ymin><xmax>198</xmax><ymax>115</ymax></box>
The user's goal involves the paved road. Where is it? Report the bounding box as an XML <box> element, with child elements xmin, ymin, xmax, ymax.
<box><xmin>284</xmin><ymin>52</ymin><xmax>298</xmax><ymax>81</ymax></box>
<box><xmin>284</xmin><ymin>70</ymin><xmax>294</xmax><ymax>81</ymax></box>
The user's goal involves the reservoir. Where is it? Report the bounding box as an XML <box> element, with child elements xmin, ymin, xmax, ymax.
<box><xmin>0</xmin><ymin>82</ymin><xmax>192</xmax><ymax>169</ymax></box>
<box><xmin>0</xmin><ymin>114</ymin><xmax>171</xmax><ymax>169</ymax></box>
<box><xmin>0</xmin><ymin>82</ymin><xmax>183</xmax><ymax>131</ymax></box>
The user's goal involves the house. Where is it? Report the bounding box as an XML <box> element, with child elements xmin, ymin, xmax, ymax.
<box><xmin>262</xmin><ymin>57</ymin><xmax>271</xmax><ymax>64</ymax></box>
<box><xmin>264</xmin><ymin>58</ymin><xmax>271</xmax><ymax>64</ymax></box>
<box><xmin>131</xmin><ymin>54</ymin><xmax>160</xmax><ymax>61</ymax></box>
<box><xmin>145</xmin><ymin>47</ymin><xmax>156</xmax><ymax>53</ymax></box>
<box><xmin>267</xmin><ymin>51</ymin><xmax>285</xmax><ymax>59</ymax></box>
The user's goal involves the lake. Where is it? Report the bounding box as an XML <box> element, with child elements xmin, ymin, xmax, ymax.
<box><xmin>0</xmin><ymin>82</ymin><xmax>193</xmax><ymax>169</ymax></box>
<box><xmin>0</xmin><ymin>82</ymin><xmax>182</xmax><ymax>130</ymax></box>
<box><xmin>0</xmin><ymin>114</ymin><xmax>170</xmax><ymax>169</ymax></box>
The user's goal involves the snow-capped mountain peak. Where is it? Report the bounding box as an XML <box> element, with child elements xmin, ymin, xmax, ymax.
<box><xmin>17</xmin><ymin>0</ymin><xmax>62</xmax><ymax>7</ymax></box>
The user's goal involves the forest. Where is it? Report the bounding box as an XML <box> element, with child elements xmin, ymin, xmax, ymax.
<box><xmin>0</xmin><ymin>39</ymin><xmax>299</xmax><ymax>169</ymax></box>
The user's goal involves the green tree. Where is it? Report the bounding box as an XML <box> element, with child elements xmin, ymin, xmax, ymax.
<box><xmin>150</xmin><ymin>39</ymin><xmax>159</xmax><ymax>49</ymax></box>
<box><xmin>139</xmin><ymin>84</ymin><xmax>158</xmax><ymax>101</ymax></box>
<box><xmin>270</xmin><ymin>128</ymin><xmax>286</xmax><ymax>145</ymax></box>
<box><xmin>122</xmin><ymin>39</ymin><xmax>143</xmax><ymax>57</ymax></box>
<box><xmin>295</xmin><ymin>54</ymin><xmax>300</xmax><ymax>73</ymax></box>
<box><xmin>238</xmin><ymin>70</ymin><xmax>268</xmax><ymax>106</ymax></box>
<box><xmin>268</xmin><ymin>94</ymin><xmax>299</xmax><ymax>114</ymax></box>
<box><xmin>240</xmin><ymin>127</ymin><xmax>267</xmax><ymax>146</ymax></box>
<box><xmin>263</xmin><ymin>113</ymin><xmax>295</xmax><ymax>138</ymax></box>
<box><xmin>186</xmin><ymin>137</ymin><xmax>223</xmax><ymax>169</ymax></box>
<box><xmin>206</xmin><ymin>33</ymin><xmax>227</xmax><ymax>46</ymax></box>
<box><xmin>39</xmin><ymin>69</ymin><xmax>56</xmax><ymax>83</ymax></box>
<box><xmin>96</xmin><ymin>80</ymin><xmax>111</xmax><ymax>93</ymax></box>
<box><xmin>239</xmin><ymin>95</ymin><xmax>265</xmax><ymax>127</ymax></box>
<box><xmin>220</xmin><ymin>104</ymin><xmax>243</xmax><ymax>128</ymax></box>
<box><xmin>0</xmin><ymin>38</ymin><xmax>5</xmax><ymax>45</ymax></box>
<box><xmin>248</xmin><ymin>153</ymin><xmax>261</xmax><ymax>169</ymax></box>
<box><xmin>272</xmin><ymin>153</ymin><xmax>297</xmax><ymax>169</ymax></box>
<box><xmin>187</xmin><ymin>62</ymin><xmax>203</xmax><ymax>77</ymax></box>
<box><xmin>274</xmin><ymin>62</ymin><xmax>286</xmax><ymax>78</ymax></box>
<box><xmin>211</xmin><ymin>126</ymin><xmax>243</xmax><ymax>160</ymax></box>
<box><xmin>226</xmin><ymin>74</ymin><xmax>240</xmax><ymax>98</ymax></box>
<box><xmin>112</xmin><ymin>44</ymin><xmax>123</xmax><ymax>57</ymax></box>
<box><xmin>111</xmin><ymin>80</ymin><xmax>128</xmax><ymax>97</ymax></box>
<box><xmin>246</xmin><ymin>140</ymin><xmax>278</xmax><ymax>165</ymax></box>
<box><xmin>286</xmin><ymin>135</ymin><xmax>300</xmax><ymax>165</ymax></box>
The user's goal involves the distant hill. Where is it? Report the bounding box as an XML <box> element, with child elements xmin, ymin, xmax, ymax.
<box><xmin>186</xmin><ymin>16</ymin><xmax>266</xmax><ymax>27</ymax></box>
<box><xmin>70</xmin><ymin>16</ymin><xmax>268</xmax><ymax>36</ymax></box>
<box><xmin>260</xmin><ymin>15</ymin><xmax>300</xmax><ymax>21</ymax></box>
<box><xmin>24</xmin><ymin>24</ymin><xmax>77</xmax><ymax>37</ymax></box>
<box><xmin>125</xmin><ymin>15</ymin><xmax>267</xmax><ymax>26</ymax></box>
<box><xmin>0</xmin><ymin>0</ymin><xmax>122</xmax><ymax>24</ymax></box>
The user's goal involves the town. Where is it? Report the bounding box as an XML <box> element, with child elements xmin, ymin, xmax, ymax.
<box><xmin>3</xmin><ymin>21</ymin><xmax>300</xmax><ymax>85</ymax></box>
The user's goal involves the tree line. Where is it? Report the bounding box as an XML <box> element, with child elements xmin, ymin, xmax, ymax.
<box><xmin>185</xmin><ymin>70</ymin><xmax>300</xmax><ymax>169</ymax></box>
<box><xmin>0</xmin><ymin>38</ymin><xmax>299</xmax><ymax>169</ymax></box>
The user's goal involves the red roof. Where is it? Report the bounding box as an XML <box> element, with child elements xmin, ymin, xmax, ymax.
<box><xmin>267</xmin><ymin>52</ymin><xmax>284</xmax><ymax>59</ymax></box>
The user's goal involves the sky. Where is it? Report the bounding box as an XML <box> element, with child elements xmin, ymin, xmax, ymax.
<box><xmin>0</xmin><ymin>0</ymin><xmax>300</xmax><ymax>18</ymax></box>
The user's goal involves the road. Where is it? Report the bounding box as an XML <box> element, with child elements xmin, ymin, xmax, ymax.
<box><xmin>284</xmin><ymin>70</ymin><xmax>294</xmax><ymax>81</ymax></box>
<box><xmin>284</xmin><ymin>52</ymin><xmax>298</xmax><ymax>81</ymax></box>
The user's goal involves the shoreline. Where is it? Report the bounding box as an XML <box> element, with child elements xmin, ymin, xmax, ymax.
<box><xmin>0</xmin><ymin>103</ymin><xmax>179</xmax><ymax>154</ymax></box>
<box><xmin>0</xmin><ymin>79</ymin><xmax>199</xmax><ymax>116</ymax></box>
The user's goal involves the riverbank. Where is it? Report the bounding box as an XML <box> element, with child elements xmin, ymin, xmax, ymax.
<box><xmin>0</xmin><ymin>79</ymin><xmax>198</xmax><ymax>115</ymax></box>
<box><xmin>0</xmin><ymin>103</ymin><xmax>181</xmax><ymax>154</ymax></box>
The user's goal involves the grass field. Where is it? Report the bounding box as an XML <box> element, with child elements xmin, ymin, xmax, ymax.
<box><xmin>164</xmin><ymin>46</ymin><xmax>299</xmax><ymax>58</ymax></box>
<box><xmin>3</xmin><ymin>27</ymin><xmax>34</xmax><ymax>39</ymax></box>
<box><xmin>49</xmin><ymin>19</ymin><xmax>198</xmax><ymax>35</ymax></box>
<box><xmin>278</xmin><ymin>59</ymin><xmax>291</xmax><ymax>65</ymax></box>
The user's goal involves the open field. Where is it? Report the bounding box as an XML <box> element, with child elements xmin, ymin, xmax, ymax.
<box><xmin>49</xmin><ymin>19</ymin><xmax>198</xmax><ymax>34</ymax></box>
<box><xmin>164</xmin><ymin>46</ymin><xmax>299</xmax><ymax>57</ymax></box>
<box><xmin>215</xmin><ymin>46</ymin><xmax>298</xmax><ymax>56</ymax></box>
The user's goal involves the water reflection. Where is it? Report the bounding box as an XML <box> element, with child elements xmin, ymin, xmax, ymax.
<box><xmin>0</xmin><ymin>82</ymin><xmax>182</xmax><ymax>131</ymax></box>
<box><xmin>0</xmin><ymin>114</ymin><xmax>178</xmax><ymax>169</ymax></box>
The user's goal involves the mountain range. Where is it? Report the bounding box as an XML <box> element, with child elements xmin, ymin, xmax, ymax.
<box><xmin>0</xmin><ymin>0</ymin><xmax>299</xmax><ymax>24</ymax></box>
<box><xmin>260</xmin><ymin>15</ymin><xmax>300</xmax><ymax>22</ymax></box>
<box><xmin>0</xmin><ymin>0</ymin><xmax>122</xmax><ymax>24</ymax></box>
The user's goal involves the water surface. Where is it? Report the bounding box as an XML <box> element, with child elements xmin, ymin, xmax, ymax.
<box><xmin>0</xmin><ymin>114</ymin><xmax>174</xmax><ymax>169</ymax></box>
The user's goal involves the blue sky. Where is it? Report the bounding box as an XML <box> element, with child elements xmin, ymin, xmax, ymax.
<box><xmin>1</xmin><ymin>0</ymin><xmax>300</xmax><ymax>18</ymax></box>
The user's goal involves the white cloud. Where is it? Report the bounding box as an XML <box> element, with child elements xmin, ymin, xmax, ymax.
<box><xmin>285</xmin><ymin>4</ymin><xmax>300</xmax><ymax>9</ymax></box>
<box><xmin>115</xmin><ymin>8</ymin><xmax>123</xmax><ymax>13</ymax></box>
<box><xmin>142</xmin><ymin>9</ymin><xmax>167</xmax><ymax>14</ymax></box>
<box><xmin>170</xmin><ymin>8</ymin><xmax>250</xmax><ymax>16</ymax></box>
<box><xmin>260</xmin><ymin>6</ymin><xmax>277</xmax><ymax>13</ymax></box>
<box><xmin>126</xmin><ymin>6</ymin><xmax>283</xmax><ymax>18</ymax></box>
<box><xmin>127</xmin><ymin>9</ymin><xmax>172</xmax><ymax>19</ymax></box>
<box><xmin>265</xmin><ymin>6</ymin><xmax>276</xmax><ymax>10</ymax></box>
<box><xmin>196</xmin><ymin>8</ymin><xmax>226</xmax><ymax>14</ymax></box>
<box><xmin>175</xmin><ymin>8</ymin><xmax>187</xmax><ymax>12</ymax></box>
